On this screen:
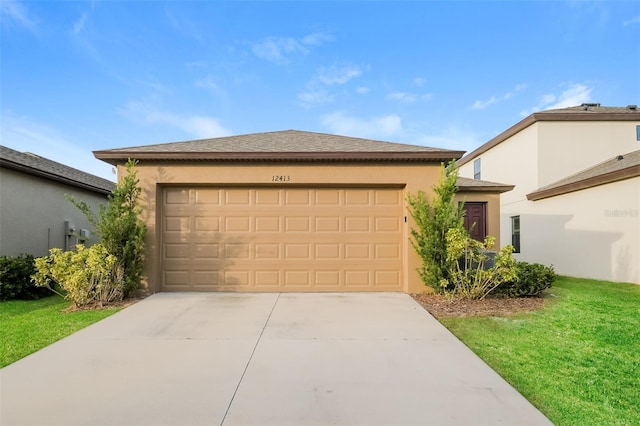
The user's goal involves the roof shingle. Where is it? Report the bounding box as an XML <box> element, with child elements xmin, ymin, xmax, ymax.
<box><xmin>0</xmin><ymin>145</ymin><xmax>115</xmax><ymax>195</ymax></box>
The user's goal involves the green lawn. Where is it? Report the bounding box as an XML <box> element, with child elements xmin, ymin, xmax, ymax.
<box><xmin>441</xmin><ymin>276</ymin><xmax>640</xmax><ymax>426</ymax></box>
<box><xmin>0</xmin><ymin>295</ymin><xmax>120</xmax><ymax>368</ymax></box>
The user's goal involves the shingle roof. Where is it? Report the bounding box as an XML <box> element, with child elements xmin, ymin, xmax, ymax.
<box><xmin>94</xmin><ymin>130</ymin><xmax>465</xmax><ymax>164</ymax></box>
<box><xmin>458</xmin><ymin>104</ymin><xmax>640</xmax><ymax>166</ymax></box>
<box><xmin>527</xmin><ymin>150</ymin><xmax>640</xmax><ymax>201</ymax></box>
<box><xmin>456</xmin><ymin>176</ymin><xmax>514</xmax><ymax>193</ymax></box>
<box><xmin>0</xmin><ymin>145</ymin><xmax>115</xmax><ymax>195</ymax></box>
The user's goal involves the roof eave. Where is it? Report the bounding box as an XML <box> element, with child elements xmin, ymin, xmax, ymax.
<box><xmin>0</xmin><ymin>159</ymin><xmax>114</xmax><ymax>195</ymax></box>
<box><xmin>527</xmin><ymin>165</ymin><xmax>640</xmax><ymax>201</ymax></box>
<box><xmin>94</xmin><ymin>150</ymin><xmax>465</xmax><ymax>165</ymax></box>
<box><xmin>458</xmin><ymin>184</ymin><xmax>515</xmax><ymax>193</ymax></box>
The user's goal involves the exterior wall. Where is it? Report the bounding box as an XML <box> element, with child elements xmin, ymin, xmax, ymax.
<box><xmin>455</xmin><ymin>192</ymin><xmax>502</xmax><ymax>246</ymax></box>
<box><xmin>0</xmin><ymin>168</ymin><xmax>107</xmax><ymax>257</ymax></box>
<box><xmin>125</xmin><ymin>161</ymin><xmax>504</xmax><ymax>294</ymax></box>
<box><xmin>522</xmin><ymin>178</ymin><xmax>639</xmax><ymax>284</ymax></box>
<box><xmin>459</xmin><ymin>123</ymin><xmax>539</xmax><ymax>248</ymax></box>
<box><xmin>537</xmin><ymin>121</ymin><xmax>640</xmax><ymax>187</ymax></box>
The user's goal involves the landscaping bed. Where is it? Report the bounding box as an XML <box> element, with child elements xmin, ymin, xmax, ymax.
<box><xmin>411</xmin><ymin>292</ymin><xmax>548</xmax><ymax>318</ymax></box>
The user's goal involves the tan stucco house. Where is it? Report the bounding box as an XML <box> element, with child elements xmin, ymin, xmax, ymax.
<box><xmin>457</xmin><ymin>104</ymin><xmax>640</xmax><ymax>284</ymax></box>
<box><xmin>0</xmin><ymin>145</ymin><xmax>115</xmax><ymax>257</ymax></box>
<box><xmin>94</xmin><ymin>130</ymin><xmax>512</xmax><ymax>293</ymax></box>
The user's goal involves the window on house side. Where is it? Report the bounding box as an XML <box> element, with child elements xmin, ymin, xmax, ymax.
<box><xmin>511</xmin><ymin>216</ymin><xmax>521</xmax><ymax>253</ymax></box>
<box><xmin>636</xmin><ymin>125</ymin><xmax>640</xmax><ymax>141</ymax></box>
<box><xmin>473</xmin><ymin>158</ymin><xmax>481</xmax><ymax>180</ymax></box>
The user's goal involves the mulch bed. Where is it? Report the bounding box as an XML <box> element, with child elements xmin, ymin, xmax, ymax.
<box><xmin>411</xmin><ymin>292</ymin><xmax>548</xmax><ymax>319</ymax></box>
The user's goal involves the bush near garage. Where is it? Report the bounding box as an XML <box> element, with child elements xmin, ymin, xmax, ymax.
<box><xmin>0</xmin><ymin>254</ymin><xmax>52</xmax><ymax>301</ymax></box>
<box><xmin>495</xmin><ymin>262</ymin><xmax>556</xmax><ymax>297</ymax></box>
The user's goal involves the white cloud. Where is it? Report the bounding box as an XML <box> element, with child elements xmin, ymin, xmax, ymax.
<box><xmin>623</xmin><ymin>16</ymin><xmax>640</xmax><ymax>26</ymax></box>
<box><xmin>0</xmin><ymin>111</ymin><xmax>115</xmax><ymax>181</ymax></box>
<box><xmin>298</xmin><ymin>64</ymin><xmax>364</xmax><ymax>106</ymax></box>
<box><xmin>413</xmin><ymin>77</ymin><xmax>427</xmax><ymax>87</ymax></box>
<box><xmin>472</xmin><ymin>84</ymin><xmax>526</xmax><ymax>110</ymax></box>
<box><xmin>252</xmin><ymin>31</ymin><xmax>334</xmax><ymax>64</ymax></box>
<box><xmin>387</xmin><ymin>92</ymin><xmax>417</xmax><ymax>103</ymax></box>
<box><xmin>195</xmin><ymin>75</ymin><xmax>224</xmax><ymax>96</ymax></box>
<box><xmin>120</xmin><ymin>99</ymin><xmax>230</xmax><ymax>139</ymax></box>
<box><xmin>356</xmin><ymin>87</ymin><xmax>370</xmax><ymax>95</ymax></box>
<box><xmin>321</xmin><ymin>111</ymin><xmax>403</xmax><ymax>138</ymax></box>
<box><xmin>520</xmin><ymin>83</ymin><xmax>592</xmax><ymax>116</ymax></box>
<box><xmin>0</xmin><ymin>0</ymin><xmax>38</xmax><ymax>33</ymax></box>
<box><xmin>72</xmin><ymin>11</ymin><xmax>89</xmax><ymax>35</ymax></box>
<box><xmin>414</xmin><ymin>126</ymin><xmax>480</xmax><ymax>152</ymax></box>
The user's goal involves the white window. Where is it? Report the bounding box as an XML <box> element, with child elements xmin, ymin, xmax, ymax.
<box><xmin>473</xmin><ymin>158</ymin><xmax>481</xmax><ymax>180</ymax></box>
<box><xmin>511</xmin><ymin>216</ymin><xmax>520</xmax><ymax>253</ymax></box>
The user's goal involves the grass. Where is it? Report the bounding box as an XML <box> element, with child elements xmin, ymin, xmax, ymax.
<box><xmin>0</xmin><ymin>295</ymin><xmax>120</xmax><ymax>368</ymax></box>
<box><xmin>441</xmin><ymin>276</ymin><xmax>640</xmax><ymax>426</ymax></box>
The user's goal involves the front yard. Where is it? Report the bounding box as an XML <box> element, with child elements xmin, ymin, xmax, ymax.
<box><xmin>422</xmin><ymin>276</ymin><xmax>640</xmax><ymax>426</ymax></box>
<box><xmin>0</xmin><ymin>295</ymin><xmax>121</xmax><ymax>368</ymax></box>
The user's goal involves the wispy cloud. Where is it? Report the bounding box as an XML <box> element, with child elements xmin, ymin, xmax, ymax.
<box><xmin>120</xmin><ymin>98</ymin><xmax>230</xmax><ymax>139</ymax></box>
<box><xmin>413</xmin><ymin>78</ymin><xmax>427</xmax><ymax>87</ymax></box>
<box><xmin>252</xmin><ymin>31</ymin><xmax>334</xmax><ymax>64</ymax></box>
<box><xmin>520</xmin><ymin>83</ymin><xmax>592</xmax><ymax>116</ymax></box>
<box><xmin>623</xmin><ymin>16</ymin><xmax>640</xmax><ymax>26</ymax></box>
<box><xmin>298</xmin><ymin>64</ymin><xmax>364</xmax><ymax>106</ymax></box>
<box><xmin>386</xmin><ymin>91</ymin><xmax>432</xmax><ymax>104</ymax></box>
<box><xmin>72</xmin><ymin>11</ymin><xmax>89</xmax><ymax>35</ymax></box>
<box><xmin>0</xmin><ymin>0</ymin><xmax>38</xmax><ymax>33</ymax></box>
<box><xmin>471</xmin><ymin>84</ymin><xmax>527</xmax><ymax>110</ymax></box>
<box><xmin>356</xmin><ymin>87</ymin><xmax>370</xmax><ymax>95</ymax></box>
<box><xmin>321</xmin><ymin>111</ymin><xmax>403</xmax><ymax>138</ymax></box>
<box><xmin>0</xmin><ymin>111</ymin><xmax>115</xmax><ymax>181</ymax></box>
<box><xmin>413</xmin><ymin>125</ymin><xmax>480</xmax><ymax>152</ymax></box>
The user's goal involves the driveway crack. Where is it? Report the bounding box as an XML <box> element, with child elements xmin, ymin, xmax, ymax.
<box><xmin>220</xmin><ymin>293</ymin><xmax>281</xmax><ymax>425</ymax></box>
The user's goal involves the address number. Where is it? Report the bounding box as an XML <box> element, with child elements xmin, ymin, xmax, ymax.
<box><xmin>272</xmin><ymin>175</ymin><xmax>291</xmax><ymax>182</ymax></box>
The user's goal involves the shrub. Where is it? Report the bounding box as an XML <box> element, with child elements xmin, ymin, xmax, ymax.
<box><xmin>407</xmin><ymin>160</ymin><xmax>465</xmax><ymax>293</ymax></box>
<box><xmin>32</xmin><ymin>244</ymin><xmax>124</xmax><ymax>307</ymax></box>
<box><xmin>0</xmin><ymin>254</ymin><xmax>51</xmax><ymax>301</ymax></box>
<box><xmin>496</xmin><ymin>262</ymin><xmax>556</xmax><ymax>297</ymax></box>
<box><xmin>67</xmin><ymin>159</ymin><xmax>146</xmax><ymax>296</ymax></box>
<box><xmin>445</xmin><ymin>228</ymin><xmax>518</xmax><ymax>299</ymax></box>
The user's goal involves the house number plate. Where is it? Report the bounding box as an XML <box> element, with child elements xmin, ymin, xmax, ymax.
<box><xmin>271</xmin><ymin>175</ymin><xmax>291</xmax><ymax>182</ymax></box>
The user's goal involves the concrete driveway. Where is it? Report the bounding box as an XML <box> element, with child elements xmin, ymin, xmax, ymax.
<box><xmin>1</xmin><ymin>293</ymin><xmax>551</xmax><ymax>425</ymax></box>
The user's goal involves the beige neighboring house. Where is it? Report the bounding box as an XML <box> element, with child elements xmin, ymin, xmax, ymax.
<box><xmin>0</xmin><ymin>145</ymin><xmax>115</xmax><ymax>257</ymax></box>
<box><xmin>94</xmin><ymin>130</ymin><xmax>512</xmax><ymax>294</ymax></box>
<box><xmin>457</xmin><ymin>104</ymin><xmax>640</xmax><ymax>284</ymax></box>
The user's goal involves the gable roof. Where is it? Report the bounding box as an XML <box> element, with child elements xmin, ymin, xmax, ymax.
<box><xmin>527</xmin><ymin>150</ymin><xmax>640</xmax><ymax>201</ymax></box>
<box><xmin>0</xmin><ymin>145</ymin><xmax>115</xmax><ymax>195</ymax></box>
<box><xmin>94</xmin><ymin>130</ymin><xmax>465</xmax><ymax>165</ymax></box>
<box><xmin>458</xmin><ymin>104</ymin><xmax>640</xmax><ymax>166</ymax></box>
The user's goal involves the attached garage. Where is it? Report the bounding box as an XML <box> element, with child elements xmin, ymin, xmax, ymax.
<box><xmin>94</xmin><ymin>130</ymin><xmax>507</xmax><ymax>293</ymax></box>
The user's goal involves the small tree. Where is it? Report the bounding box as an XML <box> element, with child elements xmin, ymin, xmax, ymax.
<box><xmin>67</xmin><ymin>159</ymin><xmax>146</xmax><ymax>296</ymax></box>
<box><xmin>407</xmin><ymin>160</ymin><xmax>465</xmax><ymax>292</ymax></box>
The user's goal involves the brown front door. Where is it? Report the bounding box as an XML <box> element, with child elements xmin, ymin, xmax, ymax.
<box><xmin>463</xmin><ymin>202</ymin><xmax>487</xmax><ymax>242</ymax></box>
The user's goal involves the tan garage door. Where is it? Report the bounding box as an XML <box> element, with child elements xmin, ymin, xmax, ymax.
<box><xmin>161</xmin><ymin>187</ymin><xmax>404</xmax><ymax>292</ymax></box>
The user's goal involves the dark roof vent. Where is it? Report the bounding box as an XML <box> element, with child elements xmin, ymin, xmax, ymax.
<box><xmin>581</xmin><ymin>103</ymin><xmax>601</xmax><ymax>110</ymax></box>
<box><xmin>617</xmin><ymin>155</ymin><xmax>624</xmax><ymax>161</ymax></box>
<box><xmin>628</xmin><ymin>104</ymin><xmax>637</xmax><ymax>111</ymax></box>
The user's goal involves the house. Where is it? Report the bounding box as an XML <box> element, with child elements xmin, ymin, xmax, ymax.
<box><xmin>457</xmin><ymin>104</ymin><xmax>640</xmax><ymax>284</ymax></box>
<box><xmin>94</xmin><ymin>130</ymin><xmax>512</xmax><ymax>293</ymax></box>
<box><xmin>0</xmin><ymin>145</ymin><xmax>115</xmax><ymax>257</ymax></box>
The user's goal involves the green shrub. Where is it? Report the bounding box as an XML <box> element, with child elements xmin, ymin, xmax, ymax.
<box><xmin>496</xmin><ymin>262</ymin><xmax>555</xmax><ymax>297</ymax></box>
<box><xmin>33</xmin><ymin>244</ymin><xmax>124</xmax><ymax>307</ymax></box>
<box><xmin>407</xmin><ymin>160</ymin><xmax>465</xmax><ymax>293</ymax></box>
<box><xmin>445</xmin><ymin>228</ymin><xmax>518</xmax><ymax>299</ymax></box>
<box><xmin>0</xmin><ymin>255</ymin><xmax>51</xmax><ymax>301</ymax></box>
<box><xmin>67</xmin><ymin>159</ymin><xmax>146</xmax><ymax>296</ymax></box>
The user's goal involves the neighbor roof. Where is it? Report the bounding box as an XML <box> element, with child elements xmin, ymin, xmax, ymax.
<box><xmin>0</xmin><ymin>145</ymin><xmax>115</xmax><ymax>195</ymax></box>
<box><xmin>94</xmin><ymin>130</ymin><xmax>465</xmax><ymax>165</ymax></box>
<box><xmin>527</xmin><ymin>150</ymin><xmax>640</xmax><ymax>201</ymax></box>
<box><xmin>458</xmin><ymin>104</ymin><xmax>640</xmax><ymax>166</ymax></box>
<box><xmin>456</xmin><ymin>176</ymin><xmax>514</xmax><ymax>193</ymax></box>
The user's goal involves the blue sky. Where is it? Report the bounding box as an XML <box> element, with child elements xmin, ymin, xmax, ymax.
<box><xmin>2</xmin><ymin>0</ymin><xmax>639</xmax><ymax>181</ymax></box>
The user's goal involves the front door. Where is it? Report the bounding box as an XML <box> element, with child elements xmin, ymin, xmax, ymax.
<box><xmin>463</xmin><ymin>202</ymin><xmax>487</xmax><ymax>242</ymax></box>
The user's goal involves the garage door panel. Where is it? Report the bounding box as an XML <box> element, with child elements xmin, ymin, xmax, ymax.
<box><xmin>161</xmin><ymin>187</ymin><xmax>403</xmax><ymax>292</ymax></box>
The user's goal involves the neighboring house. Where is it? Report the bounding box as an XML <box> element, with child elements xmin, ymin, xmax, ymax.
<box><xmin>94</xmin><ymin>130</ymin><xmax>512</xmax><ymax>294</ymax></box>
<box><xmin>0</xmin><ymin>145</ymin><xmax>115</xmax><ymax>257</ymax></box>
<box><xmin>457</xmin><ymin>104</ymin><xmax>640</xmax><ymax>284</ymax></box>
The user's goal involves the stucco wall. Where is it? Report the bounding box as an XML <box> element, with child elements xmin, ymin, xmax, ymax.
<box><xmin>455</xmin><ymin>192</ymin><xmax>502</xmax><ymax>246</ymax></box>
<box><xmin>522</xmin><ymin>178</ymin><xmax>639</xmax><ymax>284</ymax></box>
<box><xmin>537</xmin><ymin>121</ymin><xmax>639</xmax><ymax>187</ymax></box>
<box><xmin>0</xmin><ymin>168</ymin><xmax>107</xmax><ymax>257</ymax></box>
<box><xmin>125</xmin><ymin>161</ymin><xmax>504</xmax><ymax>294</ymax></box>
